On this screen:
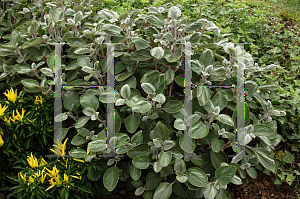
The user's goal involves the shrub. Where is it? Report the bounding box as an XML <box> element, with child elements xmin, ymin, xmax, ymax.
<box><xmin>0</xmin><ymin>1</ymin><xmax>287</xmax><ymax>198</ymax></box>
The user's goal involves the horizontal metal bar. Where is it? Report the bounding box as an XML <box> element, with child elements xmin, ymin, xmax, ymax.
<box><xmin>192</xmin><ymin>85</ymin><xmax>236</xmax><ymax>88</ymax></box>
<box><xmin>61</xmin><ymin>85</ymin><xmax>107</xmax><ymax>88</ymax></box>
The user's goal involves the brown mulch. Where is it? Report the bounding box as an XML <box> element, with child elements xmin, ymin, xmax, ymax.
<box><xmin>227</xmin><ymin>171</ymin><xmax>297</xmax><ymax>199</ymax></box>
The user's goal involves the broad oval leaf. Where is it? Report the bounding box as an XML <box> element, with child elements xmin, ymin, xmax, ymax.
<box><xmin>103</xmin><ymin>167</ymin><xmax>119</xmax><ymax>192</ymax></box>
<box><xmin>215</xmin><ymin>166</ymin><xmax>236</xmax><ymax>186</ymax></box>
<box><xmin>197</xmin><ymin>87</ymin><xmax>211</xmax><ymax>106</ymax></box>
<box><xmin>186</xmin><ymin>167</ymin><xmax>208</xmax><ymax>187</ymax></box>
<box><xmin>158</xmin><ymin>151</ymin><xmax>172</xmax><ymax>167</ymax></box>
<box><xmin>132</xmin><ymin>156</ymin><xmax>149</xmax><ymax>169</ymax></box>
<box><xmin>124</xmin><ymin>114</ymin><xmax>140</xmax><ymax>133</ymax></box>
<box><xmin>163</xmin><ymin>100</ymin><xmax>184</xmax><ymax>114</ymax></box>
<box><xmin>129</xmin><ymin>164</ymin><xmax>141</xmax><ymax>181</ymax></box>
<box><xmin>153</xmin><ymin>182</ymin><xmax>172</xmax><ymax>199</ymax></box>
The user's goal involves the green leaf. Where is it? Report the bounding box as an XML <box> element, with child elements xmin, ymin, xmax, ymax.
<box><xmin>163</xmin><ymin>100</ymin><xmax>183</xmax><ymax>114</ymax></box>
<box><xmin>70</xmin><ymin>149</ymin><xmax>86</xmax><ymax>158</ymax></box>
<box><xmin>127</xmin><ymin>143</ymin><xmax>150</xmax><ymax>159</ymax></box>
<box><xmin>47</xmin><ymin>53</ymin><xmax>55</xmax><ymax>71</ymax></box>
<box><xmin>124</xmin><ymin>114</ymin><xmax>140</xmax><ymax>133</ymax></box>
<box><xmin>135</xmin><ymin>187</ymin><xmax>145</xmax><ymax>196</ymax></box>
<box><xmin>252</xmin><ymin>148</ymin><xmax>276</xmax><ymax>172</ymax></box>
<box><xmin>132</xmin><ymin>37</ymin><xmax>149</xmax><ymax>49</ymax></box>
<box><xmin>197</xmin><ymin>87</ymin><xmax>211</xmax><ymax>106</ymax></box>
<box><xmin>132</xmin><ymin>156</ymin><xmax>149</xmax><ymax>169</ymax></box>
<box><xmin>153</xmin><ymin>182</ymin><xmax>172</xmax><ymax>199</ymax></box>
<box><xmin>211</xmin><ymin>151</ymin><xmax>228</xmax><ymax>169</ymax></box>
<box><xmin>88</xmin><ymin>139</ymin><xmax>106</xmax><ymax>152</ymax></box>
<box><xmin>77</xmin><ymin>128</ymin><xmax>90</xmax><ymax>137</ymax></box>
<box><xmin>54</xmin><ymin>113</ymin><xmax>68</xmax><ymax>122</ymax></box>
<box><xmin>116</xmin><ymin>71</ymin><xmax>134</xmax><ymax>81</ymax></box>
<box><xmin>71</xmin><ymin>135</ymin><xmax>88</xmax><ymax>146</ymax></box>
<box><xmin>190</xmin><ymin>60</ymin><xmax>205</xmax><ymax>75</ymax></box>
<box><xmin>191</xmin><ymin>156</ymin><xmax>203</xmax><ymax>166</ymax></box>
<box><xmin>246</xmin><ymin>167</ymin><xmax>257</xmax><ymax>179</ymax></box>
<box><xmin>132</xmin><ymin>100</ymin><xmax>152</xmax><ymax>113</ymax></box>
<box><xmin>129</xmin><ymin>164</ymin><xmax>141</xmax><ymax>181</ymax></box>
<box><xmin>211</xmin><ymin>138</ymin><xmax>225</xmax><ymax>153</ymax></box>
<box><xmin>41</xmin><ymin>68</ymin><xmax>54</xmax><ymax>77</ymax></box>
<box><xmin>75</xmin><ymin>116</ymin><xmax>90</xmax><ymax>128</ymax></box>
<box><xmin>141</xmin><ymin>83</ymin><xmax>156</xmax><ymax>94</ymax></box>
<box><xmin>22</xmin><ymin>37</ymin><xmax>44</xmax><ymax>49</ymax></box>
<box><xmin>10</xmin><ymin>30</ymin><xmax>21</xmax><ymax>46</ymax></box>
<box><xmin>231</xmin><ymin>175</ymin><xmax>242</xmax><ymax>185</ymax></box>
<box><xmin>80</xmin><ymin>94</ymin><xmax>99</xmax><ymax>111</ymax></box>
<box><xmin>174</xmin><ymin>159</ymin><xmax>186</xmax><ymax>173</ymax></box>
<box><xmin>120</xmin><ymin>84</ymin><xmax>131</xmax><ymax>99</ymax></box>
<box><xmin>87</xmin><ymin>168</ymin><xmax>102</xmax><ymax>181</ymax></box>
<box><xmin>203</xmin><ymin>183</ymin><xmax>217</xmax><ymax>199</ymax></box>
<box><xmin>131</xmin><ymin>49</ymin><xmax>152</xmax><ymax>61</ymax></box>
<box><xmin>179</xmin><ymin>134</ymin><xmax>196</xmax><ymax>153</ymax></box>
<box><xmin>152</xmin><ymin>94</ymin><xmax>166</xmax><ymax>104</ymax></box>
<box><xmin>215</xmin><ymin>166</ymin><xmax>236</xmax><ymax>186</ymax></box>
<box><xmin>168</xmin><ymin>6</ymin><xmax>181</xmax><ymax>19</ymax></box>
<box><xmin>165</xmin><ymin>68</ymin><xmax>175</xmax><ymax>85</ymax></box>
<box><xmin>146</xmin><ymin>170</ymin><xmax>161</xmax><ymax>190</ymax></box>
<box><xmin>66</xmin><ymin>37</ymin><xmax>87</xmax><ymax>47</ymax></box>
<box><xmin>114</xmin><ymin>133</ymin><xmax>130</xmax><ymax>148</ymax></box>
<box><xmin>63</xmin><ymin>91</ymin><xmax>80</xmax><ymax>111</ymax></box>
<box><xmin>153</xmin><ymin>122</ymin><xmax>170</xmax><ymax>141</ymax></box>
<box><xmin>145</xmin><ymin>13</ymin><xmax>164</xmax><ymax>28</ymax></box>
<box><xmin>185</xmin><ymin>19</ymin><xmax>210</xmax><ymax>33</ymax></box>
<box><xmin>253</xmin><ymin>124</ymin><xmax>275</xmax><ymax>136</ymax></box>
<box><xmin>200</xmin><ymin>49</ymin><xmax>214</xmax><ymax>67</ymax></box>
<box><xmin>215</xmin><ymin>114</ymin><xmax>234</xmax><ymax>126</ymax></box>
<box><xmin>159</xmin><ymin>151</ymin><xmax>172</xmax><ymax>167</ymax></box>
<box><xmin>13</xmin><ymin>17</ymin><xmax>30</xmax><ymax>28</ymax></box>
<box><xmin>174</xmin><ymin>118</ymin><xmax>186</xmax><ymax>130</ymax></box>
<box><xmin>188</xmin><ymin>120</ymin><xmax>209</xmax><ymax>139</ymax></box>
<box><xmin>164</xmin><ymin>48</ymin><xmax>182</xmax><ymax>63</ymax></box>
<box><xmin>0</xmin><ymin>48</ymin><xmax>14</xmax><ymax>56</ymax></box>
<box><xmin>151</xmin><ymin>47</ymin><xmax>164</xmax><ymax>59</ymax></box>
<box><xmin>212</xmin><ymin>92</ymin><xmax>228</xmax><ymax>111</ymax></box>
<box><xmin>51</xmin><ymin>7</ymin><xmax>64</xmax><ymax>24</ymax></box>
<box><xmin>186</xmin><ymin>167</ymin><xmax>208</xmax><ymax>187</ymax></box>
<box><xmin>154</xmin><ymin>161</ymin><xmax>163</xmax><ymax>173</ymax></box>
<box><xmin>103</xmin><ymin>167</ymin><xmax>119</xmax><ymax>192</ymax></box>
<box><xmin>74</xmin><ymin>47</ymin><xmax>90</xmax><ymax>54</ymax></box>
<box><xmin>21</xmin><ymin>79</ymin><xmax>40</xmax><ymax>88</ymax></box>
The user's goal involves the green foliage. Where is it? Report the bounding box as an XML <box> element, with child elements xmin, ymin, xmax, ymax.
<box><xmin>0</xmin><ymin>0</ymin><xmax>299</xmax><ymax>198</ymax></box>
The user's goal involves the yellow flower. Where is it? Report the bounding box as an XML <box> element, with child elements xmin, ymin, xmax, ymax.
<box><xmin>28</xmin><ymin>176</ymin><xmax>34</xmax><ymax>185</ymax></box>
<box><xmin>11</xmin><ymin>109</ymin><xmax>25</xmax><ymax>122</ymax></box>
<box><xmin>63</xmin><ymin>173</ymin><xmax>69</xmax><ymax>183</ymax></box>
<box><xmin>4</xmin><ymin>88</ymin><xmax>17</xmax><ymax>104</ymax></box>
<box><xmin>12</xmin><ymin>133</ymin><xmax>17</xmax><ymax>141</ymax></box>
<box><xmin>73</xmin><ymin>158</ymin><xmax>85</xmax><ymax>163</ymax></box>
<box><xmin>50</xmin><ymin>138</ymin><xmax>68</xmax><ymax>157</ymax></box>
<box><xmin>45</xmin><ymin>178</ymin><xmax>56</xmax><ymax>191</ymax></box>
<box><xmin>3</xmin><ymin>116</ymin><xmax>11</xmax><ymax>124</ymax></box>
<box><xmin>27</xmin><ymin>118</ymin><xmax>37</xmax><ymax>123</ymax></box>
<box><xmin>0</xmin><ymin>104</ymin><xmax>8</xmax><ymax>118</ymax></box>
<box><xmin>34</xmin><ymin>95</ymin><xmax>44</xmax><ymax>105</ymax></box>
<box><xmin>70</xmin><ymin>175</ymin><xmax>82</xmax><ymax>180</ymax></box>
<box><xmin>46</xmin><ymin>165</ymin><xmax>60</xmax><ymax>178</ymax></box>
<box><xmin>87</xmin><ymin>149</ymin><xmax>91</xmax><ymax>155</ymax></box>
<box><xmin>39</xmin><ymin>158</ymin><xmax>48</xmax><ymax>167</ymax></box>
<box><xmin>27</xmin><ymin>152</ymin><xmax>39</xmax><ymax>169</ymax></box>
<box><xmin>0</xmin><ymin>135</ymin><xmax>4</xmax><ymax>147</ymax></box>
<box><xmin>40</xmin><ymin>172</ymin><xmax>47</xmax><ymax>184</ymax></box>
<box><xmin>19</xmin><ymin>172</ymin><xmax>27</xmax><ymax>184</ymax></box>
<box><xmin>76</xmin><ymin>171</ymin><xmax>81</xmax><ymax>176</ymax></box>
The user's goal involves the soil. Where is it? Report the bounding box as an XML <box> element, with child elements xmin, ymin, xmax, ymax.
<box><xmin>227</xmin><ymin>171</ymin><xmax>297</xmax><ymax>199</ymax></box>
